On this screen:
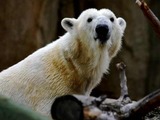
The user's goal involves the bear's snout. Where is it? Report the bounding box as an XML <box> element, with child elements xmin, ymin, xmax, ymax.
<box><xmin>95</xmin><ymin>24</ymin><xmax>110</xmax><ymax>44</ymax></box>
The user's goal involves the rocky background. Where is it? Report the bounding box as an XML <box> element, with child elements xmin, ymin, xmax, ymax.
<box><xmin>0</xmin><ymin>0</ymin><xmax>159</xmax><ymax>100</ymax></box>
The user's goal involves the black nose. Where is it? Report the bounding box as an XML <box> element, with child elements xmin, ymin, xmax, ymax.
<box><xmin>95</xmin><ymin>24</ymin><xmax>110</xmax><ymax>43</ymax></box>
<box><xmin>96</xmin><ymin>24</ymin><xmax>109</xmax><ymax>35</ymax></box>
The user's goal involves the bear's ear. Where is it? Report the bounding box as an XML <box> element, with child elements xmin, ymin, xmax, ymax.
<box><xmin>117</xmin><ymin>17</ymin><xmax>126</xmax><ymax>32</ymax></box>
<box><xmin>61</xmin><ymin>18</ymin><xmax>77</xmax><ymax>32</ymax></box>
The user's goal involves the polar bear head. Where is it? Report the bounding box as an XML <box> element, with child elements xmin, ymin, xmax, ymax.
<box><xmin>61</xmin><ymin>8</ymin><xmax>126</xmax><ymax>58</ymax></box>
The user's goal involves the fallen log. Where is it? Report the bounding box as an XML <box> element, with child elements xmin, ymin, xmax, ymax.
<box><xmin>51</xmin><ymin>62</ymin><xmax>160</xmax><ymax>120</ymax></box>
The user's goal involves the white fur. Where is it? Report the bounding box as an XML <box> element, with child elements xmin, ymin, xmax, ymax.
<box><xmin>0</xmin><ymin>8</ymin><xmax>126</xmax><ymax>115</ymax></box>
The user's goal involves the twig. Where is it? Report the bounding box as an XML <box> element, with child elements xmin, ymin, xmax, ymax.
<box><xmin>136</xmin><ymin>0</ymin><xmax>160</xmax><ymax>38</ymax></box>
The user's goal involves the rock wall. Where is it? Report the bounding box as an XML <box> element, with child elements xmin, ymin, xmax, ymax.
<box><xmin>0</xmin><ymin>0</ymin><xmax>59</xmax><ymax>70</ymax></box>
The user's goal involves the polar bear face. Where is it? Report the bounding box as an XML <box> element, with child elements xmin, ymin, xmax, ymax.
<box><xmin>61</xmin><ymin>8</ymin><xmax>126</xmax><ymax>58</ymax></box>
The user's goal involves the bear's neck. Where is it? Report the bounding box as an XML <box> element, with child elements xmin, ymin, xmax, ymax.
<box><xmin>60</xmin><ymin>33</ymin><xmax>110</xmax><ymax>94</ymax></box>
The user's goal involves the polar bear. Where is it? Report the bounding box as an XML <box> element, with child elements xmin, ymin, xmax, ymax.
<box><xmin>0</xmin><ymin>8</ymin><xmax>126</xmax><ymax>115</ymax></box>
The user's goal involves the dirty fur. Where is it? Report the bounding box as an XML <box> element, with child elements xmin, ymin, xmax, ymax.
<box><xmin>0</xmin><ymin>8</ymin><xmax>126</xmax><ymax>115</ymax></box>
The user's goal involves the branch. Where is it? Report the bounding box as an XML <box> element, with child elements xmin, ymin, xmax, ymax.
<box><xmin>117</xmin><ymin>62</ymin><xmax>131</xmax><ymax>104</ymax></box>
<box><xmin>123</xmin><ymin>89</ymin><xmax>160</xmax><ymax>119</ymax></box>
<box><xmin>136</xmin><ymin>0</ymin><xmax>160</xmax><ymax>38</ymax></box>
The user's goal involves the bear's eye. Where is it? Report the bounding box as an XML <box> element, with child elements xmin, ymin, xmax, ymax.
<box><xmin>87</xmin><ymin>17</ymin><xmax>93</xmax><ymax>23</ymax></box>
<box><xmin>110</xmin><ymin>17</ymin><xmax>114</xmax><ymax>22</ymax></box>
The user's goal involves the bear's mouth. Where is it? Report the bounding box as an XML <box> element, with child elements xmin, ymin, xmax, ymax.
<box><xmin>94</xmin><ymin>34</ymin><xmax>110</xmax><ymax>44</ymax></box>
<box><xmin>94</xmin><ymin>24</ymin><xmax>111</xmax><ymax>44</ymax></box>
